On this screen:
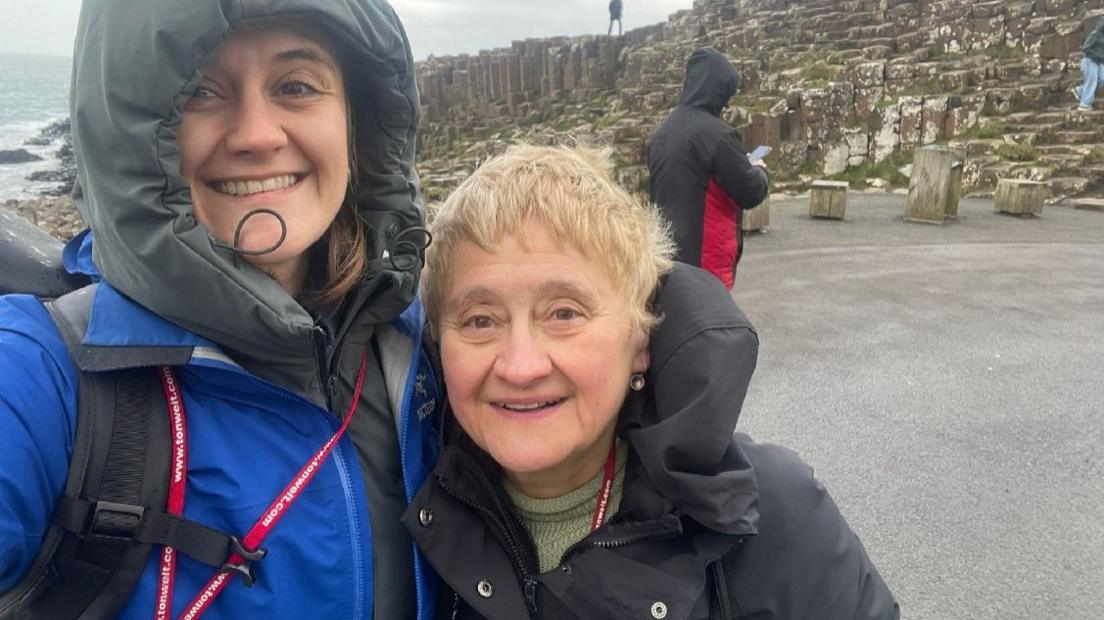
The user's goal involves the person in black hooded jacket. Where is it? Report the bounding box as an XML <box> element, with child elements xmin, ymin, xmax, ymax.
<box><xmin>648</xmin><ymin>48</ymin><xmax>768</xmax><ymax>290</ymax></box>
<box><xmin>403</xmin><ymin>144</ymin><xmax>898</xmax><ymax>619</ymax></box>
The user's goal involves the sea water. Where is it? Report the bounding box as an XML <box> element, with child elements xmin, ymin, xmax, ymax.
<box><xmin>0</xmin><ymin>53</ymin><xmax>71</xmax><ymax>201</ymax></box>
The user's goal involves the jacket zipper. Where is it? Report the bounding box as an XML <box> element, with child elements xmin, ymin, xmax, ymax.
<box><xmin>560</xmin><ymin>519</ymin><xmax>681</xmax><ymax>563</ymax></box>
<box><xmin>311</xmin><ymin>323</ymin><xmax>368</xmax><ymax>617</ymax></box>
<box><xmin>311</xmin><ymin>324</ymin><xmax>337</xmax><ymax>410</ymax></box>
<box><xmin>438</xmin><ymin>477</ymin><xmax>541</xmax><ymax>615</ymax></box>
<box><xmin>325</xmin><ymin>414</ymin><xmax>367</xmax><ymax>620</ymax></box>
<box><xmin>234</xmin><ymin>372</ymin><xmax>365</xmax><ymax>616</ymax></box>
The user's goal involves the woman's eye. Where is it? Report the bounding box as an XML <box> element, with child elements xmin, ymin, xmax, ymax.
<box><xmin>551</xmin><ymin>307</ymin><xmax>580</xmax><ymax>322</ymax></box>
<box><xmin>461</xmin><ymin>315</ymin><xmax>495</xmax><ymax>330</ymax></box>
<box><xmin>189</xmin><ymin>85</ymin><xmax>218</xmax><ymax>100</ymax></box>
<box><xmin>278</xmin><ymin>80</ymin><xmax>321</xmax><ymax>97</ymax></box>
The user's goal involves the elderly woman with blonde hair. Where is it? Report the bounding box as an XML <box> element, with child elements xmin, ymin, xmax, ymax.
<box><xmin>404</xmin><ymin>144</ymin><xmax>898</xmax><ymax>619</ymax></box>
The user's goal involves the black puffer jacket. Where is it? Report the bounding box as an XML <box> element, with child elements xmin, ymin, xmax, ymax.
<box><xmin>403</xmin><ymin>264</ymin><xmax>899</xmax><ymax>619</ymax></box>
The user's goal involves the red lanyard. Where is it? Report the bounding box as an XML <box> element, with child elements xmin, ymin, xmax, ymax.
<box><xmin>154</xmin><ymin>367</ymin><xmax>188</xmax><ymax>620</ymax></box>
<box><xmin>588</xmin><ymin>441</ymin><xmax>619</xmax><ymax>533</ymax></box>
<box><xmin>153</xmin><ymin>350</ymin><xmax>369</xmax><ymax>620</ymax></box>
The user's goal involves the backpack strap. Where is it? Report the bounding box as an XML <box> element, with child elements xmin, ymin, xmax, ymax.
<box><xmin>0</xmin><ymin>285</ymin><xmax>232</xmax><ymax>620</ymax></box>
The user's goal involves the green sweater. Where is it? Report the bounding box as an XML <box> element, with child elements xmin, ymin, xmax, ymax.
<box><xmin>505</xmin><ymin>441</ymin><xmax>629</xmax><ymax>573</ymax></box>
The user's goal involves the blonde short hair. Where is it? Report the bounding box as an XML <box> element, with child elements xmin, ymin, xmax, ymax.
<box><xmin>423</xmin><ymin>144</ymin><xmax>675</xmax><ymax>334</ymax></box>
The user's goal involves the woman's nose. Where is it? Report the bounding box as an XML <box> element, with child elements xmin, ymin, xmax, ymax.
<box><xmin>224</xmin><ymin>91</ymin><xmax>288</xmax><ymax>155</ymax></box>
<box><xmin>492</xmin><ymin>326</ymin><xmax>553</xmax><ymax>386</ymax></box>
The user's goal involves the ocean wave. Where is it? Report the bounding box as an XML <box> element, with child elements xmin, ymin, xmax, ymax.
<box><xmin>0</xmin><ymin>117</ymin><xmax>70</xmax><ymax>202</ymax></box>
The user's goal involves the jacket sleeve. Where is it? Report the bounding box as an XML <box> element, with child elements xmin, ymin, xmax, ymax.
<box><xmin>727</xmin><ymin>438</ymin><xmax>900</xmax><ymax>619</ymax></box>
<box><xmin>712</xmin><ymin>129</ymin><xmax>769</xmax><ymax>210</ymax></box>
<box><xmin>0</xmin><ymin>296</ymin><xmax>78</xmax><ymax>593</ymax></box>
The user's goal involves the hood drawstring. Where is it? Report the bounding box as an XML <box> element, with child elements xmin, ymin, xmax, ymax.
<box><xmin>210</xmin><ymin>208</ymin><xmax>431</xmax><ymax>278</ymax></box>
<box><xmin>212</xmin><ymin>208</ymin><xmax>288</xmax><ymax>267</ymax></box>
<box><xmin>370</xmin><ymin>225</ymin><xmax>432</xmax><ymax>274</ymax></box>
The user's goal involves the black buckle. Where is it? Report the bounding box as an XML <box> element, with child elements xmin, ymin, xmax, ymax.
<box><xmin>219</xmin><ymin>535</ymin><xmax>267</xmax><ymax>588</ymax></box>
<box><xmin>86</xmin><ymin>501</ymin><xmax>145</xmax><ymax>543</ymax></box>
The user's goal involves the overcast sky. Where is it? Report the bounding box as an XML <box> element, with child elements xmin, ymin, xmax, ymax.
<box><xmin>0</xmin><ymin>0</ymin><xmax>692</xmax><ymax>59</ymax></box>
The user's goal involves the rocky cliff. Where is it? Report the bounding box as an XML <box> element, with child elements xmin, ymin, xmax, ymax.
<box><xmin>415</xmin><ymin>0</ymin><xmax>1104</xmax><ymax>203</ymax></box>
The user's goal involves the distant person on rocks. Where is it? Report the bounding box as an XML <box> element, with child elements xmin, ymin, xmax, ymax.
<box><xmin>647</xmin><ymin>48</ymin><xmax>769</xmax><ymax>290</ymax></box>
<box><xmin>1075</xmin><ymin>16</ymin><xmax>1104</xmax><ymax>111</ymax></box>
<box><xmin>608</xmin><ymin>0</ymin><xmax>623</xmax><ymax>36</ymax></box>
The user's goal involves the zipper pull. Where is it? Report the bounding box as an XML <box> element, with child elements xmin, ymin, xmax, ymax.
<box><xmin>523</xmin><ymin>575</ymin><xmax>539</xmax><ymax>616</ymax></box>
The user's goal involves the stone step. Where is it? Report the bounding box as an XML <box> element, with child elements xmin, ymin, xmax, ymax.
<box><xmin>1009</xmin><ymin>122</ymin><xmax>1063</xmax><ymax>134</ymax></box>
<box><xmin>1000</xmin><ymin>132</ymin><xmax>1041</xmax><ymax>145</ymax></box>
<box><xmin>968</xmin><ymin>159</ymin><xmax>1044</xmax><ymax>189</ymax></box>
<box><xmin>963</xmin><ymin>139</ymin><xmax>1004</xmax><ymax>156</ymax></box>
<box><xmin>1043</xmin><ymin>106</ymin><xmax>1104</xmax><ymax>119</ymax></box>
<box><xmin>1049</xmin><ymin>177</ymin><xmax>1092</xmax><ymax>196</ymax></box>
<box><xmin>1033</xmin><ymin>111</ymin><xmax>1073</xmax><ymax>124</ymax></box>
<box><xmin>1036</xmin><ymin>144</ymin><xmax>1094</xmax><ymax>156</ymax></box>
<box><xmin>1038</xmin><ymin>153</ymin><xmax>1085</xmax><ymax>170</ymax></box>
<box><xmin>1051</xmin><ymin>130</ymin><xmax>1102</xmax><ymax>145</ymax></box>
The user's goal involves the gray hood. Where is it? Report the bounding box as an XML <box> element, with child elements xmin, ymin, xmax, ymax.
<box><xmin>70</xmin><ymin>0</ymin><xmax>423</xmax><ymax>397</ymax></box>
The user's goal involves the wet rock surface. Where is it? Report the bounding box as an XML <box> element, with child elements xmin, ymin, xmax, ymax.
<box><xmin>22</xmin><ymin>118</ymin><xmax>70</xmax><ymax>147</ymax></box>
<box><xmin>23</xmin><ymin>120</ymin><xmax>76</xmax><ymax>197</ymax></box>
<box><xmin>0</xmin><ymin>149</ymin><xmax>43</xmax><ymax>164</ymax></box>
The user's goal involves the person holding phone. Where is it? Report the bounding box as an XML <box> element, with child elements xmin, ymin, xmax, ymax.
<box><xmin>647</xmin><ymin>48</ymin><xmax>769</xmax><ymax>290</ymax></box>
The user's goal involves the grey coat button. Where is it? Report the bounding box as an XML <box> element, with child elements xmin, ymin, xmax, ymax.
<box><xmin>477</xmin><ymin>580</ymin><xmax>494</xmax><ymax>598</ymax></box>
<box><xmin>418</xmin><ymin>508</ymin><xmax>433</xmax><ymax>527</ymax></box>
<box><xmin>650</xmin><ymin>601</ymin><xmax>668</xmax><ymax>619</ymax></box>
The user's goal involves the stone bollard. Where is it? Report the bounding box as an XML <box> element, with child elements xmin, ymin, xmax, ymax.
<box><xmin>742</xmin><ymin>196</ymin><xmax>770</xmax><ymax>231</ymax></box>
<box><xmin>994</xmin><ymin>179</ymin><xmax>1048</xmax><ymax>216</ymax></box>
<box><xmin>809</xmin><ymin>181</ymin><xmax>848</xmax><ymax>219</ymax></box>
<box><xmin>905</xmin><ymin>146</ymin><xmax>964</xmax><ymax>224</ymax></box>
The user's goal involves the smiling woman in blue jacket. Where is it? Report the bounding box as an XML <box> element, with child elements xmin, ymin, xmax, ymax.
<box><xmin>0</xmin><ymin>1</ymin><xmax>440</xmax><ymax>618</ymax></box>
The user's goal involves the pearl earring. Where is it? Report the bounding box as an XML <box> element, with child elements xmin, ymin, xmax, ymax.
<box><xmin>629</xmin><ymin>373</ymin><xmax>646</xmax><ymax>391</ymax></box>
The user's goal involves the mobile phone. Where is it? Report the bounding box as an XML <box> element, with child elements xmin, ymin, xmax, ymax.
<box><xmin>748</xmin><ymin>145</ymin><xmax>772</xmax><ymax>162</ymax></box>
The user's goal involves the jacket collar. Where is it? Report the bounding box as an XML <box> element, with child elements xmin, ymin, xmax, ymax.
<box><xmin>410</xmin><ymin>436</ymin><xmax>742</xmax><ymax>619</ymax></box>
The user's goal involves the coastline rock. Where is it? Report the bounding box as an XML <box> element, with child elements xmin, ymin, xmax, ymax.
<box><xmin>14</xmin><ymin>117</ymin><xmax>78</xmax><ymax>196</ymax></box>
<box><xmin>3</xmin><ymin>196</ymin><xmax>83</xmax><ymax>241</ymax></box>
<box><xmin>27</xmin><ymin>168</ymin><xmax>76</xmax><ymax>196</ymax></box>
<box><xmin>0</xmin><ymin>149</ymin><xmax>43</xmax><ymax>165</ymax></box>
<box><xmin>23</xmin><ymin>118</ymin><xmax>71</xmax><ymax>147</ymax></box>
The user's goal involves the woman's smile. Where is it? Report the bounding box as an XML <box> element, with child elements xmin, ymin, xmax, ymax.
<box><xmin>491</xmin><ymin>397</ymin><xmax>567</xmax><ymax>417</ymax></box>
<box><xmin>211</xmin><ymin>173</ymin><xmax>302</xmax><ymax>197</ymax></box>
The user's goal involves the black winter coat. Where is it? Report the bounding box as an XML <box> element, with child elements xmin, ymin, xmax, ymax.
<box><xmin>648</xmin><ymin>49</ymin><xmax>769</xmax><ymax>289</ymax></box>
<box><xmin>403</xmin><ymin>265</ymin><xmax>899</xmax><ymax>619</ymax></box>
